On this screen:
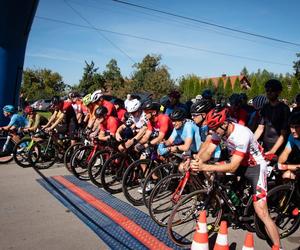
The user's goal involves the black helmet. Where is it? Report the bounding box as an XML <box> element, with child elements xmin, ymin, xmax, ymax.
<box><xmin>111</xmin><ymin>98</ymin><xmax>124</xmax><ymax>108</ymax></box>
<box><xmin>170</xmin><ymin>108</ymin><xmax>186</xmax><ymax>121</ymax></box>
<box><xmin>190</xmin><ymin>99</ymin><xmax>215</xmax><ymax>115</ymax></box>
<box><xmin>229</xmin><ymin>93</ymin><xmax>242</xmax><ymax>106</ymax></box>
<box><xmin>239</xmin><ymin>93</ymin><xmax>248</xmax><ymax>102</ymax></box>
<box><xmin>288</xmin><ymin>112</ymin><xmax>300</xmax><ymax>126</ymax></box>
<box><xmin>202</xmin><ymin>89</ymin><xmax>213</xmax><ymax>99</ymax></box>
<box><xmin>142</xmin><ymin>100</ymin><xmax>160</xmax><ymax>111</ymax></box>
<box><xmin>95</xmin><ymin>106</ymin><xmax>108</xmax><ymax>118</ymax></box>
<box><xmin>295</xmin><ymin>93</ymin><xmax>300</xmax><ymax>103</ymax></box>
<box><xmin>51</xmin><ymin>96</ymin><xmax>60</xmax><ymax>106</ymax></box>
<box><xmin>265</xmin><ymin>79</ymin><xmax>283</xmax><ymax>92</ymax></box>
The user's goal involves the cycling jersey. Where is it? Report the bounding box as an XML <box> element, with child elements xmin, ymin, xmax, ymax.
<box><xmin>71</xmin><ymin>100</ymin><xmax>84</xmax><ymax>114</ymax></box>
<box><xmin>99</xmin><ymin>116</ymin><xmax>120</xmax><ymax>135</ymax></box>
<box><xmin>102</xmin><ymin>100</ymin><xmax>117</xmax><ymax>117</ymax></box>
<box><xmin>128</xmin><ymin>111</ymin><xmax>147</xmax><ymax>129</ymax></box>
<box><xmin>61</xmin><ymin>101</ymin><xmax>78</xmax><ymax>124</ymax></box>
<box><xmin>286</xmin><ymin>134</ymin><xmax>300</xmax><ymax>150</ymax></box>
<box><xmin>211</xmin><ymin>123</ymin><xmax>268</xmax><ymax>201</ymax></box>
<box><xmin>229</xmin><ymin>107</ymin><xmax>248</xmax><ymax>126</ymax></box>
<box><xmin>8</xmin><ymin>114</ymin><xmax>28</xmax><ymax>129</ymax></box>
<box><xmin>117</xmin><ymin>108</ymin><xmax>127</xmax><ymax>122</ymax></box>
<box><xmin>169</xmin><ymin>120</ymin><xmax>201</xmax><ymax>153</ymax></box>
<box><xmin>28</xmin><ymin>114</ymin><xmax>48</xmax><ymax>129</ymax></box>
<box><xmin>147</xmin><ymin>113</ymin><xmax>173</xmax><ymax>139</ymax></box>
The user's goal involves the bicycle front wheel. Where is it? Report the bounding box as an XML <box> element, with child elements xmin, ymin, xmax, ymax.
<box><xmin>167</xmin><ymin>189</ymin><xmax>222</xmax><ymax>247</ymax></box>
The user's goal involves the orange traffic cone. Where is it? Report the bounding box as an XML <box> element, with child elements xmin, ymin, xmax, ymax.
<box><xmin>191</xmin><ymin>210</ymin><xmax>209</xmax><ymax>250</ymax></box>
<box><xmin>213</xmin><ymin>221</ymin><xmax>229</xmax><ymax>250</ymax></box>
<box><xmin>242</xmin><ymin>232</ymin><xmax>254</xmax><ymax>250</ymax></box>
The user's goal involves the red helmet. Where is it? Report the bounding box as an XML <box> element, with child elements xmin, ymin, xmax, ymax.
<box><xmin>24</xmin><ymin>106</ymin><xmax>34</xmax><ymax>115</ymax></box>
<box><xmin>205</xmin><ymin>108</ymin><xmax>228</xmax><ymax>130</ymax></box>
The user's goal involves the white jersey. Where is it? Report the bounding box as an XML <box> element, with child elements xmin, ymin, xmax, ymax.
<box><xmin>129</xmin><ymin>111</ymin><xmax>147</xmax><ymax>129</ymax></box>
<box><xmin>212</xmin><ymin>123</ymin><xmax>266</xmax><ymax>167</ymax></box>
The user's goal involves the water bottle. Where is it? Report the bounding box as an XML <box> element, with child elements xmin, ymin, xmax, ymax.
<box><xmin>228</xmin><ymin>190</ymin><xmax>240</xmax><ymax>206</ymax></box>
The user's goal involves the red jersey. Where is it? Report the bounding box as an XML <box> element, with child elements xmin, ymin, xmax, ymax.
<box><xmin>147</xmin><ymin>114</ymin><xmax>173</xmax><ymax>139</ymax></box>
<box><xmin>229</xmin><ymin>107</ymin><xmax>248</xmax><ymax>126</ymax></box>
<box><xmin>99</xmin><ymin>116</ymin><xmax>120</xmax><ymax>135</ymax></box>
<box><xmin>117</xmin><ymin>108</ymin><xmax>127</xmax><ymax>122</ymax></box>
<box><xmin>103</xmin><ymin>100</ymin><xmax>117</xmax><ymax>117</ymax></box>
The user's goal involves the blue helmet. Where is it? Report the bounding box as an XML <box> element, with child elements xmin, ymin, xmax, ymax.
<box><xmin>3</xmin><ymin>105</ymin><xmax>15</xmax><ymax>113</ymax></box>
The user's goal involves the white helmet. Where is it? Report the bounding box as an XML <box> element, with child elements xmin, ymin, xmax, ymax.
<box><xmin>126</xmin><ymin>99</ymin><xmax>141</xmax><ymax>113</ymax></box>
<box><xmin>91</xmin><ymin>90</ymin><xmax>103</xmax><ymax>103</ymax></box>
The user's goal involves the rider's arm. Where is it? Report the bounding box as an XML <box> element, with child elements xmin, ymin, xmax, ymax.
<box><xmin>98</xmin><ymin>130</ymin><xmax>109</xmax><ymax>141</ymax></box>
<box><xmin>267</xmin><ymin>130</ymin><xmax>288</xmax><ymax>154</ymax></box>
<box><xmin>139</xmin><ymin>129</ymin><xmax>152</xmax><ymax>144</ymax></box>
<box><xmin>191</xmin><ymin>153</ymin><xmax>243</xmax><ymax>173</ymax></box>
<box><xmin>115</xmin><ymin>124</ymin><xmax>126</xmax><ymax>141</ymax></box>
<box><xmin>44</xmin><ymin>111</ymin><xmax>58</xmax><ymax>127</ymax></box>
<box><xmin>196</xmin><ymin>135</ymin><xmax>217</xmax><ymax>162</ymax></box>
<box><xmin>49</xmin><ymin>112</ymin><xmax>64</xmax><ymax>130</ymax></box>
<box><xmin>254</xmin><ymin>124</ymin><xmax>264</xmax><ymax>140</ymax></box>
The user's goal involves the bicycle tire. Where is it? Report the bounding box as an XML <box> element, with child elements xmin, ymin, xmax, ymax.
<box><xmin>0</xmin><ymin>137</ymin><xmax>15</xmax><ymax>164</ymax></box>
<box><xmin>100</xmin><ymin>152</ymin><xmax>132</xmax><ymax>194</ymax></box>
<box><xmin>63</xmin><ymin>142</ymin><xmax>83</xmax><ymax>173</ymax></box>
<box><xmin>70</xmin><ymin>145</ymin><xmax>93</xmax><ymax>180</ymax></box>
<box><xmin>142</xmin><ymin>162</ymin><xmax>174</xmax><ymax>208</ymax></box>
<box><xmin>122</xmin><ymin>158</ymin><xmax>158</xmax><ymax>206</ymax></box>
<box><xmin>88</xmin><ymin>149</ymin><xmax>112</xmax><ymax>188</ymax></box>
<box><xmin>148</xmin><ymin>173</ymin><xmax>187</xmax><ymax>227</ymax></box>
<box><xmin>13</xmin><ymin>137</ymin><xmax>33</xmax><ymax>168</ymax></box>
<box><xmin>255</xmin><ymin>183</ymin><xmax>300</xmax><ymax>246</ymax></box>
<box><xmin>167</xmin><ymin>189</ymin><xmax>222</xmax><ymax>247</ymax></box>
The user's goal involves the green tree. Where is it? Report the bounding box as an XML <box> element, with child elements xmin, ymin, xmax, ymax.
<box><xmin>131</xmin><ymin>54</ymin><xmax>174</xmax><ymax>98</ymax></box>
<box><xmin>233</xmin><ymin>78</ymin><xmax>241</xmax><ymax>93</ymax></box>
<box><xmin>102</xmin><ymin>59</ymin><xmax>125</xmax><ymax>96</ymax></box>
<box><xmin>216</xmin><ymin>78</ymin><xmax>224</xmax><ymax>95</ymax></box>
<box><xmin>224</xmin><ymin>77</ymin><xmax>232</xmax><ymax>97</ymax></box>
<box><xmin>289</xmin><ymin>78</ymin><xmax>300</xmax><ymax>102</ymax></box>
<box><xmin>21</xmin><ymin>68</ymin><xmax>65</xmax><ymax>101</ymax></box>
<box><xmin>207</xmin><ymin>79</ymin><xmax>215</xmax><ymax>94</ymax></box>
<box><xmin>179</xmin><ymin>75</ymin><xmax>199</xmax><ymax>101</ymax></box>
<box><xmin>75</xmin><ymin>61</ymin><xmax>105</xmax><ymax>94</ymax></box>
<box><xmin>293</xmin><ymin>53</ymin><xmax>300</xmax><ymax>81</ymax></box>
<box><xmin>241</xmin><ymin>66</ymin><xmax>249</xmax><ymax>78</ymax></box>
<box><xmin>248</xmin><ymin>76</ymin><xmax>259</xmax><ymax>99</ymax></box>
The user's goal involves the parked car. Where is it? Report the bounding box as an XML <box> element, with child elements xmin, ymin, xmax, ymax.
<box><xmin>31</xmin><ymin>99</ymin><xmax>52</xmax><ymax>111</ymax></box>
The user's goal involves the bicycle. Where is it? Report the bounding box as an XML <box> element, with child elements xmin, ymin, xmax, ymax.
<box><xmin>0</xmin><ymin>130</ymin><xmax>22</xmax><ymax>164</ymax></box>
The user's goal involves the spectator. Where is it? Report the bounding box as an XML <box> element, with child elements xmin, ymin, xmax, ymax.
<box><xmin>164</xmin><ymin>90</ymin><xmax>188</xmax><ymax>115</ymax></box>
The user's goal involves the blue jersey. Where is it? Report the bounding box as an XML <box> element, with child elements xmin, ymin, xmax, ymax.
<box><xmin>8</xmin><ymin>114</ymin><xmax>28</xmax><ymax>129</ymax></box>
<box><xmin>286</xmin><ymin>134</ymin><xmax>300</xmax><ymax>150</ymax></box>
<box><xmin>170</xmin><ymin>120</ymin><xmax>201</xmax><ymax>153</ymax></box>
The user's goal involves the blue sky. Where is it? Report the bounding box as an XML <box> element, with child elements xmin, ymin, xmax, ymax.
<box><xmin>24</xmin><ymin>0</ymin><xmax>300</xmax><ymax>86</ymax></box>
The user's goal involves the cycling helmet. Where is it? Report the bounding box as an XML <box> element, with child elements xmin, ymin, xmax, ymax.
<box><xmin>126</xmin><ymin>99</ymin><xmax>141</xmax><ymax>113</ymax></box>
<box><xmin>295</xmin><ymin>93</ymin><xmax>300</xmax><ymax>103</ymax></box>
<box><xmin>24</xmin><ymin>106</ymin><xmax>34</xmax><ymax>115</ymax></box>
<box><xmin>160</xmin><ymin>95</ymin><xmax>170</xmax><ymax>107</ymax></box>
<box><xmin>264</xmin><ymin>79</ymin><xmax>283</xmax><ymax>92</ymax></box>
<box><xmin>168</xmin><ymin>90</ymin><xmax>181</xmax><ymax>99</ymax></box>
<box><xmin>229</xmin><ymin>93</ymin><xmax>242</xmax><ymax>106</ymax></box>
<box><xmin>111</xmin><ymin>98</ymin><xmax>124</xmax><ymax>108</ymax></box>
<box><xmin>239</xmin><ymin>93</ymin><xmax>248</xmax><ymax>102</ymax></box>
<box><xmin>3</xmin><ymin>105</ymin><xmax>15</xmax><ymax>113</ymax></box>
<box><xmin>288</xmin><ymin>112</ymin><xmax>300</xmax><ymax>126</ymax></box>
<box><xmin>91</xmin><ymin>89</ymin><xmax>103</xmax><ymax>103</ymax></box>
<box><xmin>51</xmin><ymin>96</ymin><xmax>60</xmax><ymax>106</ymax></box>
<box><xmin>142</xmin><ymin>100</ymin><xmax>161</xmax><ymax>112</ymax></box>
<box><xmin>95</xmin><ymin>106</ymin><xmax>108</xmax><ymax>118</ymax></box>
<box><xmin>157</xmin><ymin>143</ymin><xmax>169</xmax><ymax>156</ymax></box>
<box><xmin>190</xmin><ymin>99</ymin><xmax>215</xmax><ymax>115</ymax></box>
<box><xmin>68</xmin><ymin>92</ymin><xmax>80</xmax><ymax>99</ymax></box>
<box><xmin>252</xmin><ymin>95</ymin><xmax>268</xmax><ymax>110</ymax></box>
<box><xmin>202</xmin><ymin>89</ymin><xmax>213</xmax><ymax>99</ymax></box>
<box><xmin>170</xmin><ymin>108</ymin><xmax>186</xmax><ymax>121</ymax></box>
<box><xmin>82</xmin><ymin>93</ymin><xmax>92</xmax><ymax>106</ymax></box>
<box><xmin>205</xmin><ymin>108</ymin><xmax>229</xmax><ymax>130</ymax></box>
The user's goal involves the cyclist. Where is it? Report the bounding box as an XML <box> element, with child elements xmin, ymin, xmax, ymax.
<box><xmin>190</xmin><ymin>107</ymin><xmax>281</xmax><ymax>247</ymax></box>
<box><xmin>23</xmin><ymin>106</ymin><xmax>48</xmax><ymax>132</ymax></box>
<box><xmin>91</xmin><ymin>89</ymin><xmax>117</xmax><ymax>117</ymax></box>
<box><xmin>43</xmin><ymin>96</ymin><xmax>78</xmax><ymax>145</ymax></box>
<box><xmin>68</xmin><ymin>92</ymin><xmax>85</xmax><ymax>126</ymax></box>
<box><xmin>111</xmin><ymin>98</ymin><xmax>126</xmax><ymax>122</ymax></box>
<box><xmin>278</xmin><ymin>112</ymin><xmax>300</xmax><ymax>179</ymax></box>
<box><xmin>95</xmin><ymin>106</ymin><xmax>120</xmax><ymax>141</ymax></box>
<box><xmin>254</xmin><ymin>79</ymin><xmax>290</xmax><ymax>155</ymax></box>
<box><xmin>0</xmin><ymin>105</ymin><xmax>28</xmax><ymax>132</ymax></box>
<box><xmin>164</xmin><ymin>90</ymin><xmax>188</xmax><ymax>116</ymax></box>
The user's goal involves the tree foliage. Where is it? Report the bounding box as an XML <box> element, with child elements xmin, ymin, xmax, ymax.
<box><xmin>21</xmin><ymin>68</ymin><xmax>65</xmax><ymax>101</ymax></box>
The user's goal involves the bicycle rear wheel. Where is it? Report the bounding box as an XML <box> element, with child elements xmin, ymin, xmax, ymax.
<box><xmin>13</xmin><ymin>138</ymin><xmax>33</xmax><ymax>168</ymax></box>
<box><xmin>0</xmin><ymin>137</ymin><xmax>15</xmax><ymax>164</ymax></box>
<box><xmin>63</xmin><ymin>142</ymin><xmax>83</xmax><ymax>173</ymax></box>
<box><xmin>255</xmin><ymin>183</ymin><xmax>300</xmax><ymax>246</ymax></box>
<box><xmin>167</xmin><ymin>189</ymin><xmax>222</xmax><ymax>247</ymax></box>
<box><xmin>70</xmin><ymin>145</ymin><xmax>93</xmax><ymax>180</ymax></box>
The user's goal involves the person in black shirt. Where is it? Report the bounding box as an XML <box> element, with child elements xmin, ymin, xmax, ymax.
<box><xmin>292</xmin><ymin>93</ymin><xmax>300</xmax><ymax>113</ymax></box>
<box><xmin>254</xmin><ymin>79</ymin><xmax>290</xmax><ymax>155</ymax></box>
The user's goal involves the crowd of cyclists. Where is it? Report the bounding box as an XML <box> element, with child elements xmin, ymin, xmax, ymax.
<box><xmin>1</xmin><ymin>78</ymin><xmax>300</xmax><ymax>248</ymax></box>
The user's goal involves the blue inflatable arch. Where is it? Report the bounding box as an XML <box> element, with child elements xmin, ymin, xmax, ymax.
<box><xmin>0</xmin><ymin>0</ymin><xmax>39</xmax><ymax>125</ymax></box>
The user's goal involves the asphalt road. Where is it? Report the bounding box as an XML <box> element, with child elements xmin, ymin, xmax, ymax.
<box><xmin>0</xmin><ymin>162</ymin><xmax>299</xmax><ymax>250</ymax></box>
